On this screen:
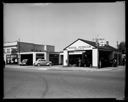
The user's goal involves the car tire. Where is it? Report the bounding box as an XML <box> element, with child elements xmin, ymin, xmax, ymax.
<box><xmin>49</xmin><ymin>63</ymin><xmax>52</xmax><ymax>66</ymax></box>
<box><xmin>37</xmin><ymin>63</ymin><xmax>40</xmax><ymax>66</ymax></box>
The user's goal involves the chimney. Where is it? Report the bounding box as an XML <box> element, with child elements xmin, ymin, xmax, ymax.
<box><xmin>96</xmin><ymin>39</ymin><xmax>99</xmax><ymax>47</ymax></box>
<box><xmin>44</xmin><ymin>45</ymin><xmax>47</xmax><ymax>51</ymax></box>
<box><xmin>116</xmin><ymin>41</ymin><xmax>119</xmax><ymax>48</ymax></box>
<box><xmin>106</xmin><ymin>41</ymin><xmax>109</xmax><ymax>45</ymax></box>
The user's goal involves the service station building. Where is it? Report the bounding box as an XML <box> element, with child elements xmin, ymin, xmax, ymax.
<box><xmin>4</xmin><ymin>41</ymin><xmax>59</xmax><ymax>65</ymax></box>
<box><xmin>60</xmin><ymin>38</ymin><xmax>117</xmax><ymax>68</ymax></box>
<box><xmin>4</xmin><ymin>38</ymin><xmax>118</xmax><ymax>68</ymax></box>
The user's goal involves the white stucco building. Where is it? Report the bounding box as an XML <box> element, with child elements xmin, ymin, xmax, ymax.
<box><xmin>59</xmin><ymin>38</ymin><xmax>117</xmax><ymax>68</ymax></box>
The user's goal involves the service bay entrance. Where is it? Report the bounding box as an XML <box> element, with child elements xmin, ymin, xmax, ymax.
<box><xmin>62</xmin><ymin>39</ymin><xmax>116</xmax><ymax>68</ymax></box>
<box><xmin>63</xmin><ymin>49</ymin><xmax>98</xmax><ymax>67</ymax></box>
<box><xmin>69</xmin><ymin>50</ymin><xmax>92</xmax><ymax>67</ymax></box>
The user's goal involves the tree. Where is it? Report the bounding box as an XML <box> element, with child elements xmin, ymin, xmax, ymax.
<box><xmin>118</xmin><ymin>42</ymin><xmax>126</xmax><ymax>54</ymax></box>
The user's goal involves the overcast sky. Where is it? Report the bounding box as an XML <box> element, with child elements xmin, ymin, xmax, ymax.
<box><xmin>4</xmin><ymin>2</ymin><xmax>125</xmax><ymax>51</ymax></box>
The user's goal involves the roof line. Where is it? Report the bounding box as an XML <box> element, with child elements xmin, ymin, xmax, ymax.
<box><xmin>63</xmin><ymin>38</ymin><xmax>96</xmax><ymax>50</ymax></box>
<box><xmin>63</xmin><ymin>38</ymin><xmax>117</xmax><ymax>51</ymax></box>
<box><xmin>63</xmin><ymin>39</ymin><xmax>80</xmax><ymax>50</ymax></box>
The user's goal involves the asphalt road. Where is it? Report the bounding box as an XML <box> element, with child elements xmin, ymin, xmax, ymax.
<box><xmin>4</xmin><ymin>66</ymin><xmax>125</xmax><ymax>99</ymax></box>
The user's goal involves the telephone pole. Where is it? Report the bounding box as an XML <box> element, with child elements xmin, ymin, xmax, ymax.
<box><xmin>116</xmin><ymin>41</ymin><xmax>119</xmax><ymax>66</ymax></box>
<box><xmin>18</xmin><ymin>38</ymin><xmax>20</xmax><ymax>64</ymax></box>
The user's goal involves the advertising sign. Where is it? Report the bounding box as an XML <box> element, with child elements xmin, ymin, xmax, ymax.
<box><xmin>68</xmin><ymin>45</ymin><xmax>92</xmax><ymax>50</ymax></box>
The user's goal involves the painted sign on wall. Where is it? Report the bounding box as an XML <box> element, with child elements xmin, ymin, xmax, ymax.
<box><xmin>68</xmin><ymin>45</ymin><xmax>92</xmax><ymax>50</ymax></box>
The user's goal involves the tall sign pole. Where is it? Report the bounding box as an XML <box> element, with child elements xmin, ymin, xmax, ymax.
<box><xmin>18</xmin><ymin>38</ymin><xmax>20</xmax><ymax>64</ymax></box>
<box><xmin>116</xmin><ymin>41</ymin><xmax>119</xmax><ymax>66</ymax></box>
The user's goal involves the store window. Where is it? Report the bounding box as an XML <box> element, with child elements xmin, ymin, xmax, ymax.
<box><xmin>6</xmin><ymin>54</ymin><xmax>18</xmax><ymax>64</ymax></box>
<box><xmin>7</xmin><ymin>49</ymin><xmax>11</xmax><ymax>53</ymax></box>
<box><xmin>6</xmin><ymin>55</ymin><xmax>11</xmax><ymax>64</ymax></box>
<box><xmin>11</xmin><ymin>54</ymin><xmax>18</xmax><ymax>64</ymax></box>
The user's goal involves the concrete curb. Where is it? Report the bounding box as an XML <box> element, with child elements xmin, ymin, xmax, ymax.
<box><xmin>48</xmin><ymin>68</ymin><xmax>124</xmax><ymax>72</ymax></box>
<box><xmin>5</xmin><ymin>65</ymin><xmax>48</xmax><ymax>70</ymax></box>
<box><xmin>5</xmin><ymin>65</ymin><xmax>125</xmax><ymax>72</ymax></box>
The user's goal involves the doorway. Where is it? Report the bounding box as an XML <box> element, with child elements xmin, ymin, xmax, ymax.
<box><xmin>68</xmin><ymin>50</ymin><xmax>92</xmax><ymax>67</ymax></box>
<box><xmin>20</xmin><ymin>54</ymin><xmax>33</xmax><ymax>65</ymax></box>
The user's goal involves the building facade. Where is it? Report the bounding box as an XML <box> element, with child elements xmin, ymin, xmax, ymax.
<box><xmin>4</xmin><ymin>39</ymin><xmax>120</xmax><ymax>68</ymax></box>
<box><xmin>59</xmin><ymin>38</ymin><xmax>118</xmax><ymax>68</ymax></box>
<box><xmin>4</xmin><ymin>41</ymin><xmax>59</xmax><ymax>65</ymax></box>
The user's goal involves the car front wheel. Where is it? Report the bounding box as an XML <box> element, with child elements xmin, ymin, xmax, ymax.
<box><xmin>37</xmin><ymin>63</ymin><xmax>40</xmax><ymax>66</ymax></box>
<box><xmin>49</xmin><ymin>63</ymin><xmax>52</xmax><ymax>66</ymax></box>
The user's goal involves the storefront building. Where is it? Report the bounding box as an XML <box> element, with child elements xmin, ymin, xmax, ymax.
<box><xmin>60</xmin><ymin>38</ymin><xmax>117</xmax><ymax>68</ymax></box>
<box><xmin>4</xmin><ymin>41</ymin><xmax>59</xmax><ymax>65</ymax></box>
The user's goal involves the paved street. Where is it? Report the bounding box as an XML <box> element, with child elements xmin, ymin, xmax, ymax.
<box><xmin>4</xmin><ymin>65</ymin><xmax>125</xmax><ymax>99</ymax></box>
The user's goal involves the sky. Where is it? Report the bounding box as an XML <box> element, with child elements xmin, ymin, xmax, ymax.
<box><xmin>4</xmin><ymin>2</ymin><xmax>125</xmax><ymax>51</ymax></box>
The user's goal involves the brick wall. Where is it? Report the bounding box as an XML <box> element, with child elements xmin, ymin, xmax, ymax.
<box><xmin>46</xmin><ymin>45</ymin><xmax>55</xmax><ymax>52</ymax></box>
<box><xmin>18</xmin><ymin>42</ymin><xmax>44</xmax><ymax>52</ymax></box>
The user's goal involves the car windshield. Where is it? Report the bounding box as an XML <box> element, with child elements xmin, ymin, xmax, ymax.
<box><xmin>22</xmin><ymin>59</ymin><xmax>27</xmax><ymax>62</ymax></box>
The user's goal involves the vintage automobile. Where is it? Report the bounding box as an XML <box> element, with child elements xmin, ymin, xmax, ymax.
<box><xmin>20</xmin><ymin>59</ymin><xmax>28</xmax><ymax>66</ymax></box>
<box><xmin>34</xmin><ymin>59</ymin><xmax>52</xmax><ymax>66</ymax></box>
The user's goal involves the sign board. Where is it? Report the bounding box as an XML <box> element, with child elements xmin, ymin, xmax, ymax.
<box><xmin>66</xmin><ymin>40</ymin><xmax>94</xmax><ymax>51</ymax></box>
<box><xmin>4</xmin><ymin>42</ymin><xmax>17</xmax><ymax>47</ymax></box>
<box><xmin>69</xmin><ymin>51</ymin><xmax>86</xmax><ymax>55</ymax></box>
<box><xmin>68</xmin><ymin>46</ymin><xmax>92</xmax><ymax>50</ymax></box>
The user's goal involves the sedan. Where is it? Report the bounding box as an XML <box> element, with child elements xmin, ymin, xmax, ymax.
<box><xmin>20</xmin><ymin>59</ymin><xmax>28</xmax><ymax>66</ymax></box>
<box><xmin>34</xmin><ymin>59</ymin><xmax>52</xmax><ymax>66</ymax></box>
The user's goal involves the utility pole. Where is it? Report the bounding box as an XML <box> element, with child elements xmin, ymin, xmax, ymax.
<box><xmin>18</xmin><ymin>38</ymin><xmax>20</xmax><ymax>64</ymax></box>
<box><xmin>116</xmin><ymin>41</ymin><xmax>119</xmax><ymax>66</ymax></box>
<box><xmin>116</xmin><ymin>41</ymin><xmax>119</xmax><ymax>48</ymax></box>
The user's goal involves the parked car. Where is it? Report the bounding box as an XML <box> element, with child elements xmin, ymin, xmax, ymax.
<box><xmin>20</xmin><ymin>59</ymin><xmax>28</xmax><ymax>66</ymax></box>
<box><xmin>34</xmin><ymin>59</ymin><xmax>52</xmax><ymax>66</ymax></box>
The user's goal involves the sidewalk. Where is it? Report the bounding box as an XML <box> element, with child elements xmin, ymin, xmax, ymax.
<box><xmin>49</xmin><ymin>65</ymin><xmax>125</xmax><ymax>71</ymax></box>
<box><xmin>5</xmin><ymin>65</ymin><xmax>125</xmax><ymax>72</ymax></box>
